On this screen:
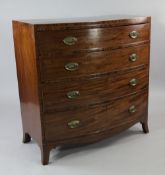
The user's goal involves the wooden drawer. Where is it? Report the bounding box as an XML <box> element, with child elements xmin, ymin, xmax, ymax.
<box><xmin>44</xmin><ymin>90</ymin><xmax>148</xmax><ymax>142</ymax></box>
<box><xmin>42</xmin><ymin>68</ymin><xmax>148</xmax><ymax>113</ymax></box>
<box><xmin>39</xmin><ymin>44</ymin><xmax>149</xmax><ymax>82</ymax></box>
<box><xmin>36</xmin><ymin>23</ymin><xmax>150</xmax><ymax>54</ymax></box>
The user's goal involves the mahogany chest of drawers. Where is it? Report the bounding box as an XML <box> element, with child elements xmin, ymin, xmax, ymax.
<box><xmin>13</xmin><ymin>16</ymin><xmax>151</xmax><ymax>165</ymax></box>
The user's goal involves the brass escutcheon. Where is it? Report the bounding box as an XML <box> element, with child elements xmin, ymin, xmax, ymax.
<box><xmin>129</xmin><ymin>105</ymin><xmax>137</xmax><ymax>113</ymax></box>
<box><xmin>63</xmin><ymin>36</ymin><xmax>78</xmax><ymax>45</ymax></box>
<box><xmin>68</xmin><ymin>120</ymin><xmax>80</xmax><ymax>129</ymax></box>
<box><xmin>129</xmin><ymin>31</ymin><xmax>139</xmax><ymax>39</ymax></box>
<box><xmin>129</xmin><ymin>78</ymin><xmax>138</xmax><ymax>86</ymax></box>
<box><xmin>65</xmin><ymin>62</ymin><xmax>79</xmax><ymax>71</ymax></box>
<box><xmin>67</xmin><ymin>91</ymin><xmax>80</xmax><ymax>99</ymax></box>
<box><xmin>129</xmin><ymin>53</ymin><xmax>138</xmax><ymax>62</ymax></box>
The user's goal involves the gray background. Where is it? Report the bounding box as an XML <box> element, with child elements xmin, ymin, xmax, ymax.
<box><xmin>0</xmin><ymin>0</ymin><xmax>165</xmax><ymax>174</ymax></box>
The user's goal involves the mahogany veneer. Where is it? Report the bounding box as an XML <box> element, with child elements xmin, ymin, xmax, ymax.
<box><xmin>12</xmin><ymin>16</ymin><xmax>151</xmax><ymax>165</ymax></box>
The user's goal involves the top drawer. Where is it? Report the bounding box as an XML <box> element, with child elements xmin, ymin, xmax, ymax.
<box><xmin>36</xmin><ymin>23</ymin><xmax>150</xmax><ymax>54</ymax></box>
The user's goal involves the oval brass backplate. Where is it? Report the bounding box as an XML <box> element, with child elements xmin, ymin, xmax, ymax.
<box><xmin>129</xmin><ymin>78</ymin><xmax>138</xmax><ymax>86</ymax></box>
<box><xmin>129</xmin><ymin>31</ymin><xmax>139</xmax><ymax>39</ymax></box>
<box><xmin>129</xmin><ymin>53</ymin><xmax>138</xmax><ymax>62</ymax></box>
<box><xmin>67</xmin><ymin>91</ymin><xmax>80</xmax><ymax>99</ymax></box>
<box><xmin>68</xmin><ymin>120</ymin><xmax>80</xmax><ymax>129</ymax></box>
<box><xmin>129</xmin><ymin>105</ymin><xmax>137</xmax><ymax>113</ymax></box>
<box><xmin>63</xmin><ymin>36</ymin><xmax>78</xmax><ymax>45</ymax></box>
<box><xmin>65</xmin><ymin>62</ymin><xmax>79</xmax><ymax>71</ymax></box>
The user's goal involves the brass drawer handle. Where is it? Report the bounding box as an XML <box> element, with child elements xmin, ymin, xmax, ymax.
<box><xmin>129</xmin><ymin>31</ymin><xmax>139</xmax><ymax>39</ymax></box>
<box><xmin>129</xmin><ymin>53</ymin><xmax>138</xmax><ymax>62</ymax></box>
<box><xmin>68</xmin><ymin>120</ymin><xmax>80</xmax><ymax>129</ymax></box>
<box><xmin>129</xmin><ymin>78</ymin><xmax>138</xmax><ymax>86</ymax></box>
<box><xmin>67</xmin><ymin>91</ymin><xmax>80</xmax><ymax>99</ymax></box>
<box><xmin>63</xmin><ymin>36</ymin><xmax>78</xmax><ymax>45</ymax></box>
<box><xmin>129</xmin><ymin>105</ymin><xmax>137</xmax><ymax>113</ymax></box>
<box><xmin>65</xmin><ymin>62</ymin><xmax>79</xmax><ymax>71</ymax></box>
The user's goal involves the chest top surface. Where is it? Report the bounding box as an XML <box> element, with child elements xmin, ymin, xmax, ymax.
<box><xmin>15</xmin><ymin>15</ymin><xmax>150</xmax><ymax>24</ymax></box>
<box><xmin>13</xmin><ymin>15</ymin><xmax>151</xmax><ymax>30</ymax></box>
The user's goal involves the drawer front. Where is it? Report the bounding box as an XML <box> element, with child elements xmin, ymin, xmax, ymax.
<box><xmin>40</xmin><ymin>44</ymin><xmax>149</xmax><ymax>82</ymax></box>
<box><xmin>44</xmin><ymin>90</ymin><xmax>148</xmax><ymax>142</ymax></box>
<box><xmin>42</xmin><ymin>68</ymin><xmax>149</xmax><ymax>113</ymax></box>
<box><xmin>37</xmin><ymin>24</ymin><xmax>150</xmax><ymax>53</ymax></box>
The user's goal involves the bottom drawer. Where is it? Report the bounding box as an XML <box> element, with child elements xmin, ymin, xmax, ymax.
<box><xmin>44</xmin><ymin>89</ymin><xmax>148</xmax><ymax>142</ymax></box>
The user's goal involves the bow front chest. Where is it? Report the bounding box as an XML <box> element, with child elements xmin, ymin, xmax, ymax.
<box><xmin>13</xmin><ymin>16</ymin><xmax>151</xmax><ymax>165</ymax></box>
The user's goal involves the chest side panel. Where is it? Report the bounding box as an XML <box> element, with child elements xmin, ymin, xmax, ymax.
<box><xmin>13</xmin><ymin>21</ymin><xmax>43</xmax><ymax>145</ymax></box>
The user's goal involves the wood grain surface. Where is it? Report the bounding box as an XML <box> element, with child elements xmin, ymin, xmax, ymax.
<box><xmin>42</xmin><ymin>67</ymin><xmax>148</xmax><ymax>113</ymax></box>
<box><xmin>36</xmin><ymin>24</ymin><xmax>150</xmax><ymax>53</ymax></box>
<box><xmin>39</xmin><ymin>44</ymin><xmax>149</xmax><ymax>82</ymax></box>
<box><xmin>44</xmin><ymin>90</ymin><xmax>148</xmax><ymax>142</ymax></box>
<box><xmin>13</xmin><ymin>16</ymin><xmax>151</xmax><ymax>165</ymax></box>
